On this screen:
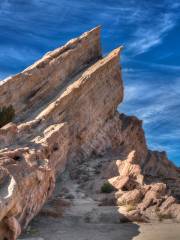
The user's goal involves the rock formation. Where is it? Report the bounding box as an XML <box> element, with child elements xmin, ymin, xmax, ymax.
<box><xmin>0</xmin><ymin>27</ymin><xmax>179</xmax><ymax>239</ymax></box>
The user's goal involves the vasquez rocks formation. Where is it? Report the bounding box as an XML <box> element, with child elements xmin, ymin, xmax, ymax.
<box><xmin>0</xmin><ymin>27</ymin><xmax>179</xmax><ymax>239</ymax></box>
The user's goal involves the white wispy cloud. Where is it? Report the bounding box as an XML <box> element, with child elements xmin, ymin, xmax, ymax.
<box><xmin>121</xmin><ymin>78</ymin><xmax>180</xmax><ymax>125</ymax></box>
<box><xmin>148</xmin><ymin>141</ymin><xmax>178</xmax><ymax>155</ymax></box>
<box><xmin>128</xmin><ymin>12</ymin><xmax>177</xmax><ymax>55</ymax></box>
<box><xmin>123</xmin><ymin>56</ymin><xmax>180</xmax><ymax>73</ymax></box>
<box><xmin>153</xmin><ymin>130</ymin><xmax>180</xmax><ymax>141</ymax></box>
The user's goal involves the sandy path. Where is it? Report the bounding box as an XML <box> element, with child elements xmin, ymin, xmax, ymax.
<box><xmin>20</xmin><ymin>217</ymin><xmax>180</xmax><ymax>240</ymax></box>
<box><xmin>134</xmin><ymin>222</ymin><xmax>180</xmax><ymax>240</ymax></box>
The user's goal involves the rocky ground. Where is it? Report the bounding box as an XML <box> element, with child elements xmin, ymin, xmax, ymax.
<box><xmin>19</xmin><ymin>154</ymin><xmax>180</xmax><ymax>240</ymax></box>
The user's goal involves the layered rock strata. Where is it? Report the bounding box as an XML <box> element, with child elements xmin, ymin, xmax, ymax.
<box><xmin>0</xmin><ymin>27</ymin><xmax>179</xmax><ymax>239</ymax></box>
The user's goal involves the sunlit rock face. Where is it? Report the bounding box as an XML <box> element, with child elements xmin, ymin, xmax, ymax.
<box><xmin>0</xmin><ymin>27</ymin><xmax>179</xmax><ymax>239</ymax></box>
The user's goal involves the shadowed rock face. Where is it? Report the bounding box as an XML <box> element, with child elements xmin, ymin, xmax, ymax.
<box><xmin>0</xmin><ymin>27</ymin><xmax>179</xmax><ymax>239</ymax></box>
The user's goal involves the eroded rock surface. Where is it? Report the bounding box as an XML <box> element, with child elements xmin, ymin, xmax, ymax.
<box><xmin>0</xmin><ymin>27</ymin><xmax>179</xmax><ymax>239</ymax></box>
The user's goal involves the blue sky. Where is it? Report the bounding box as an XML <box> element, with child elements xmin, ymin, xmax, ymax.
<box><xmin>0</xmin><ymin>0</ymin><xmax>179</xmax><ymax>166</ymax></box>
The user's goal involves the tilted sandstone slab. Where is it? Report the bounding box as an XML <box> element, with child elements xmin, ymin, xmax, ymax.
<box><xmin>0</xmin><ymin>27</ymin><xmax>123</xmax><ymax>239</ymax></box>
<box><xmin>0</xmin><ymin>27</ymin><xmax>101</xmax><ymax>116</ymax></box>
<box><xmin>0</xmin><ymin>27</ymin><xmax>179</xmax><ymax>239</ymax></box>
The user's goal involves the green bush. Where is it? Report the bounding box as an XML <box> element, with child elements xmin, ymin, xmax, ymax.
<box><xmin>0</xmin><ymin>105</ymin><xmax>15</xmax><ymax>128</ymax></box>
<box><xmin>101</xmin><ymin>181</ymin><xmax>115</xmax><ymax>193</ymax></box>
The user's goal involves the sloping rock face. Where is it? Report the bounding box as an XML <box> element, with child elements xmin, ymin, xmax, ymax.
<box><xmin>0</xmin><ymin>27</ymin><xmax>179</xmax><ymax>239</ymax></box>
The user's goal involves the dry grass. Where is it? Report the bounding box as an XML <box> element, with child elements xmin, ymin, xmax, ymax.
<box><xmin>156</xmin><ymin>210</ymin><xmax>173</xmax><ymax>221</ymax></box>
<box><xmin>126</xmin><ymin>204</ymin><xmax>136</xmax><ymax>212</ymax></box>
<box><xmin>0</xmin><ymin>105</ymin><xmax>15</xmax><ymax>128</ymax></box>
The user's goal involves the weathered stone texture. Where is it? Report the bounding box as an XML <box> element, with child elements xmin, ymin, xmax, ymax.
<box><xmin>0</xmin><ymin>27</ymin><xmax>179</xmax><ymax>239</ymax></box>
<box><xmin>0</xmin><ymin>27</ymin><xmax>101</xmax><ymax>115</ymax></box>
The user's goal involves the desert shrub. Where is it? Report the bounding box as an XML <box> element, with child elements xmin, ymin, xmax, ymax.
<box><xmin>101</xmin><ymin>181</ymin><xmax>115</xmax><ymax>193</ymax></box>
<box><xmin>156</xmin><ymin>211</ymin><xmax>173</xmax><ymax>221</ymax></box>
<box><xmin>0</xmin><ymin>105</ymin><xmax>15</xmax><ymax>128</ymax></box>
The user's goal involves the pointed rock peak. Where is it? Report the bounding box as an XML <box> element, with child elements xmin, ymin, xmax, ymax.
<box><xmin>83</xmin><ymin>25</ymin><xmax>101</xmax><ymax>36</ymax></box>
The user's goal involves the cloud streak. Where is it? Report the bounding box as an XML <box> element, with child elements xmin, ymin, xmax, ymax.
<box><xmin>128</xmin><ymin>9</ymin><xmax>178</xmax><ymax>55</ymax></box>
